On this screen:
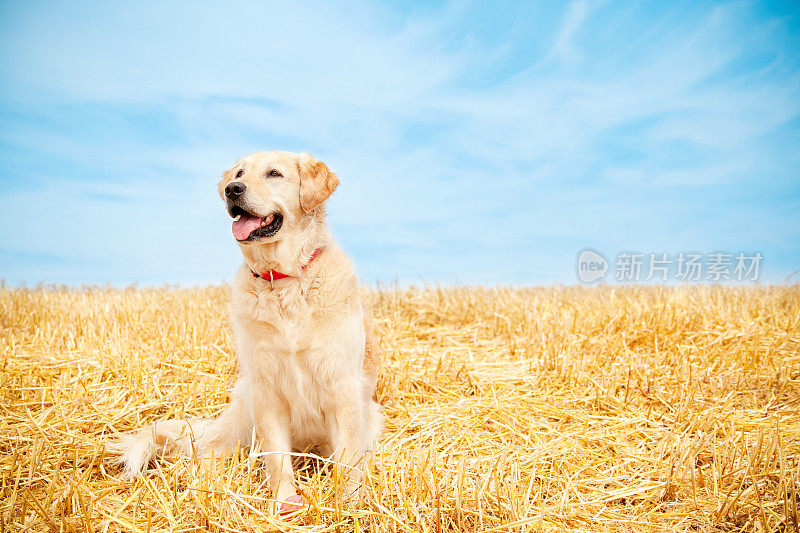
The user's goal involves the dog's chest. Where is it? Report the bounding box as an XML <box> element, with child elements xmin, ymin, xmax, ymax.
<box><xmin>271</xmin><ymin>344</ymin><xmax>330</xmax><ymax>444</ymax></box>
<box><xmin>236</xmin><ymin>284</ymin><xmax>315</xmax><ymax>357</ymax></box>
<box><xmin>235</xmin><ymin>284</ymin><xmax>330</xmax><ymax>422</ymax></box>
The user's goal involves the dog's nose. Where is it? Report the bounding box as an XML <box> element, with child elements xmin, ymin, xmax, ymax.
<box><xmin>225</xmin><ymin>181</ymin><xmax>246</xmax><ymax>199</ymax></box>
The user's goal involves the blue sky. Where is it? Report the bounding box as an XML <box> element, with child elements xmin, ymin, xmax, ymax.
<box><xmin>0</xmin><ymin>0</ymin><xmax>798</xmax><ymax>286</ymax></box>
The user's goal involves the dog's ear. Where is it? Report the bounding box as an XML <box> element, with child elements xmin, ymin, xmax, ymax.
<box><xmin>298</xmin><ymin>153</ymin><xmax>339</xmax><ymax>214</ymax></box>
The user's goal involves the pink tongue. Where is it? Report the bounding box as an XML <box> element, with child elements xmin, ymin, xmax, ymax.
<box><xmin>232</xmin><ymin>214</ymin><xmax>262</xmax><ymax>241</ymax></box>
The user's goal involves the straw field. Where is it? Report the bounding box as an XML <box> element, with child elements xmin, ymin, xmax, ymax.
<box><xmin>1</xmin><ymin>283</ymin><xmax>799</xmax><ymax>532</ymax></box>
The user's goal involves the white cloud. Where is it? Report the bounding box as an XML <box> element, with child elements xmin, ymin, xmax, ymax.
<box><xmin>0</xmin><ymin>0</ymin><xmax>798</xmax><ymax>284</ymax></box>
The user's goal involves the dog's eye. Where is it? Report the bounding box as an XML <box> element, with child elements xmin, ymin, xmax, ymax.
<box><xmin>235</xmin><ymin>169</ymin><xmax>243</xmax><ymax>178</ymax></box>
<box><xmin>267</xmin><ymin>169</ymin><xmax>282</xmax><ymax>178</ymax></box>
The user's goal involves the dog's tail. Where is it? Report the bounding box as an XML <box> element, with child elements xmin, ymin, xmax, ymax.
<box><xmin>110</xmin><ymin>389</ymin><xmax>253</xmax><ymax>478</ymax></box>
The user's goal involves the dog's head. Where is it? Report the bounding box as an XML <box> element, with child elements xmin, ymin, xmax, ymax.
<box><xmin>218</xmin><ymin>151</ymin><xmax>339</xmax><ymax>244</ymax></box>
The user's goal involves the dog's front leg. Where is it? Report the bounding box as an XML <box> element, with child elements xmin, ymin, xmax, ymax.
<box><xmin>329</xmin><ymin>379</ymin><xmax>366</xmax><ymax>500</ymax></box>
<box><xmin>252</xmin><ymin>396</ymin><xmax>296</xmax><ymax>505</ymax></box>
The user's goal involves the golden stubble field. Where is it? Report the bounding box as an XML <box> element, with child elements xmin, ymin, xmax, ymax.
<box><xmin>1</xmin><ymin>284</ymin><xmax>799</xmax><ymax>532</ymax></box>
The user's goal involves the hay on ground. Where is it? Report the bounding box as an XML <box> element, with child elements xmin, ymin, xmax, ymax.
<box><xmin>1</xmin><ymin>284</ymin><xmax>799</xmax><ymax>532</ymax></box>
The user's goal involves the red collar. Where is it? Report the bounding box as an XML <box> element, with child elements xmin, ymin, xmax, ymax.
<box><xmin>251</xmin><ymin>247</ymin><xmax>324</xmax><ymax>282</ymax></box>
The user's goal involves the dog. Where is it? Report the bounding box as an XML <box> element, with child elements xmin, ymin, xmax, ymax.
<box><xmin>115</xmin><ymin>151</ymin><xmax>382</xmax><ymax>511</ymax></box>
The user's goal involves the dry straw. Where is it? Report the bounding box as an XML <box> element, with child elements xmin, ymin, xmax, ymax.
<box><xmin>1</xmin><ymin>283</ymin><xmax>798</xmax><ymax>532</ymax></box>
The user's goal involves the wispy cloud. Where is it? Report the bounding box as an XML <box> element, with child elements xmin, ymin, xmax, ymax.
<box><xmin>0</xmin><ymin>0</ymin><xmax>798</xmax><ymax>285</ymax></box>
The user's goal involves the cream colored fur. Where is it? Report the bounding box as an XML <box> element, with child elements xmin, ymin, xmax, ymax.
<box><xmin>113</xmin><ymin>151</ymin><xmax>382</xmax><ymax>506</ymax></box>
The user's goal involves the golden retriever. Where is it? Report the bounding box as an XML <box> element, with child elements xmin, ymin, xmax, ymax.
<box><xmin>115</xmin><ymin>151</ymin><xmax>382</xmax><ymax>512</ymax></box>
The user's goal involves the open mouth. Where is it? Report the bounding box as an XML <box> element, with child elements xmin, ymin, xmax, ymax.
<box><xmin>229</xmin><ymin>205</ymin><xmax>283</xmax><ymax>241</ymax></box>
